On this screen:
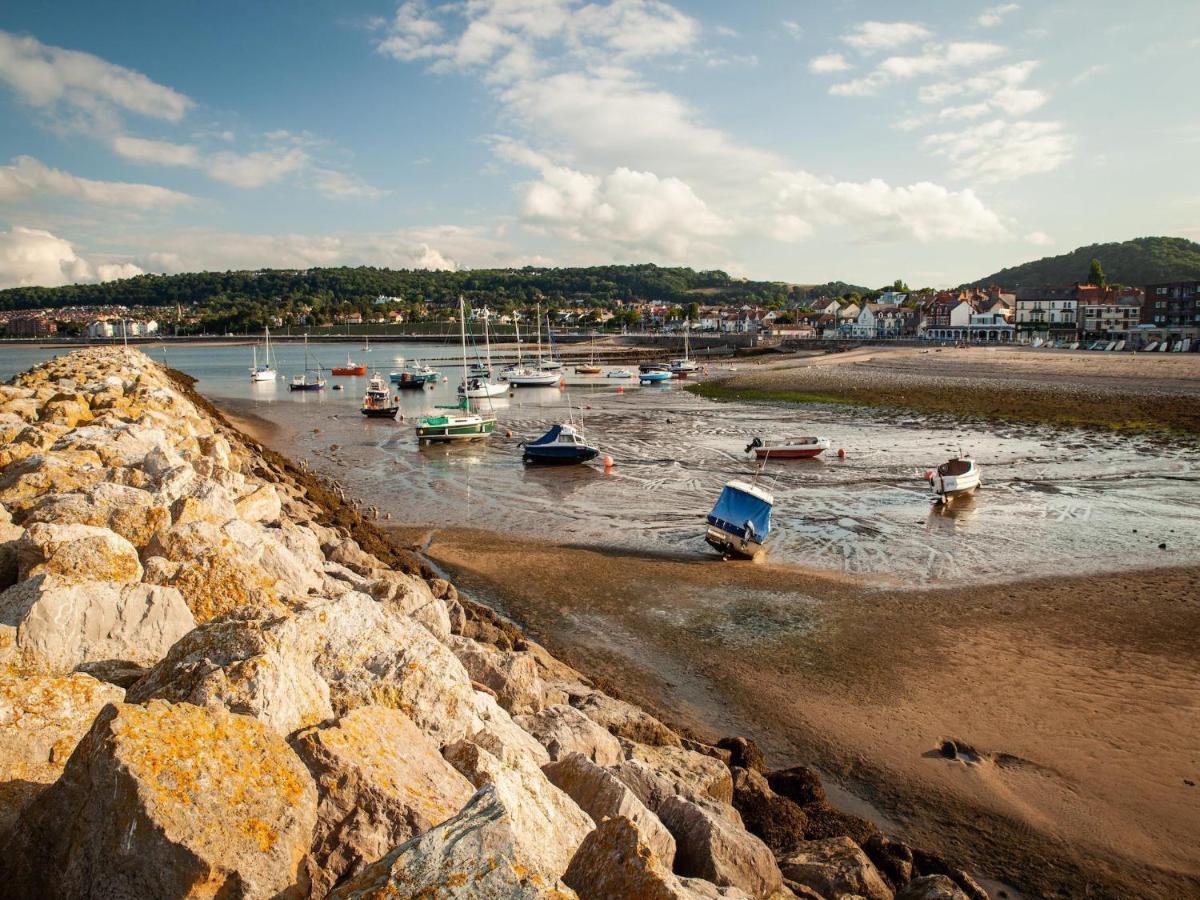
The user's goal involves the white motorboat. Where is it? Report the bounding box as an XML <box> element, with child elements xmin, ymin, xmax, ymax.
<box><xmin>926</xmin><ymin>457</ymin><xmax>980</xmax><ymax>503</ymax></box>
<box><xmin>606</xmin><ymin>369</ymin><xmax>633</xmax><ymax>379</ymax></box>
<box><xmin>459</xmin><ymin>376</ymin><xmax>509</xmax><ymax>398</ymax></box>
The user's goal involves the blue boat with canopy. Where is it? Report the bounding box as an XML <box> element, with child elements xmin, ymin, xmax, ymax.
<box><xmin>522</xmin><ymin>423</ymin><xmax>599</xmax><ymax>465</ymax></box>
<box><xmin>704</xmin><ymin>479</ymin><xmax>774</xmax><ymax>559</ymax></box>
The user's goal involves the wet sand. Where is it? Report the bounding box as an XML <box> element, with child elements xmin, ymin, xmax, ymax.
<box><xmin>400</xmin><ymin>526</ymin><xmax>1200</xmax><ymax>900</ymax></box>
<box><xmin>698</xmin><ymin>346</ymin><xmax>1200</xmax><ymax>434</ymax></box>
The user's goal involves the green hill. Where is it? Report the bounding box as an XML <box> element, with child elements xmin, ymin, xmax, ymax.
<box><xmin>969</xmin><ymin>237</ymin><xmax>1200</xmax><ymax>289</ymax></box>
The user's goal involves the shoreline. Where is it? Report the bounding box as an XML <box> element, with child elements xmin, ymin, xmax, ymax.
<box><xmin>689</xmin><ymin>346</ymin><xmax>1200</xmax><ymax>435</ymax></box>
<box><xmin>377</xmin><ymin>524</ymin><xmax>1199</xmax><ymax>900</ymax></box>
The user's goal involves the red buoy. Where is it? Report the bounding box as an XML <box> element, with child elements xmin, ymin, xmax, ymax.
<box><xmin>604</xmin><ymin>455</ymin><xmax>614</xmax><ymax>469</ymax></box>
<box><xmin>923</xmin><ymin>469</ymin><xmax>933</xmax><ymax>481</ymax></box>
<box><xmin>837</xmin><ymin>448</ymin><xmax>846</xmax><ymax>459</ymax></box>
<box><xmin>617</xmin><ymin>386</ymin><xmax>624</xmax><ymax>394</ymax></box>
<box><xmin>506</xmin><ymin>430</ymin><xmax>512</xmax><ymax>438</ymax></box>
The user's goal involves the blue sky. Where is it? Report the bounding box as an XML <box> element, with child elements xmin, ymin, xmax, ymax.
<box><xmin>1</xmin><ymin>0</ymin><xmax>1197</xmax><ymax>289</ymax></box>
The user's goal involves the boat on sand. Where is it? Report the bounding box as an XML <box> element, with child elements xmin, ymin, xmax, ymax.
<box><xmin>746</xmin><ymin>436</ymin><xmax>830</xmax><ymax>459</ymax></box>
<box><xmin>926</xmin><ymin>457</ymin><xmax>980</xmax><ymax>503</ymax></box>
<box><xmin>705</xmin><ymin>479</ymin><xmax>773</xmax><ymax>560</ymax></box>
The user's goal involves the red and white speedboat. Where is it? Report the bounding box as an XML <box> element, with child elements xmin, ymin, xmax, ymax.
<box><xmin>746</xmin><ymin>436</ymin><xmax>831</xmax><ymax>459</ymax></box>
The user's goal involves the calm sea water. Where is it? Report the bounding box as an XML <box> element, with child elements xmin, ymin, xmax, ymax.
<box><xmin>3</xmin><ymin>341</ymin><xmax>1198</xmax><ymax>583</ymax></box>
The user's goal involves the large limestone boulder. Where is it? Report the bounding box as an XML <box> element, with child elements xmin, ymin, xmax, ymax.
<box><xmin>469</xmin><ymin>690</ymin><xmax>552</xmax><ymax>769</ymax></box>
<box><xmin>0</xmin><ymin>574</ymin><xmax>193</xmax><ymax>674</ymax></box>
<box><xmin>443</xmin><ymin>740</ymin><xmax>594</xmax><ymax>883</ymax></box>
<box><xmin>448</xmin><ymin>636</ymin><xmax>545</xmax><ymax>715</ymax></box>
<box><xmin>564</xmin><ymin>816</ymin><xmax>716</xmax><ymax>900</ymax></box>
<box><xmin>52</xmin><ymin>422</ymin><xmax>168</xmax><ymax>467</ymax></box>
<box><xmin>657</xmin><ymin>795</ymin><xmax>783</xmax><ymax>900</ymax></box>
<box><xmin>145</xmin><ymin>520</ymin><xmax>284</xmax><ymax>622</ymax></box>
<box><xmin>16</xmin><ymin>521</ymin><xmax>143</xmax><ymax>585</ymax></box>
<box><xmin>0</xmin><ymin>672</ymin><xmax>124</xmax><ymax>832</ymax></box>
<box><xmin>0</xmin><ymin>452</ymin><xmax>107</xmax><ymax>513</ymax></box>
<box><xmin>611</xmin><ymin>742</ymin><xmax>735</xmax><ymax>811</ymax></box>
<box><xmin>517</xmin><ymin>703</ymin><xmax>624</xmax><ymax>765</ymax></box>
<box><xmin>21</xmin><ymin>482</ymin><xmax>170</xmax><ymax>549</ymax></box>
<box><xmin>329</xmin><ymin>784</ymin><xmax>578</xmax><ymax>899</ymax></box>
<box><xmin>126</xmin><ymin>605</ymin><xmax>333</xmax><ymax>737</ymax></box>
<box><xmin>236</xmin><ymin>483</ymin><xmax>282</xmax><ymax>523</ymax></box>
<box><xmin>290</xmin><ymin>706</ymin><xmax>475</xmax><ymax>896</ymax></box>
<box><xmin>1</xmin><ymin>699</ymin><xmax>317</xmax><ymax>899</ymax></box>
<box><xmin>544</xmin><ymin>752</ymin><xmax>676</xmax><ymax>867</ymax></box>
<box><xmin>778</xmin><ymin>836</ymin><xmax>893</xmax><ymax>900</ymax></box>
<box><xmin>570</xmin><ymin>689</ymin><xmax>681</xmax><ymax>746</ymax></box>
<box><xmin>0</xmin><ymin>508</ymin><xmax>20</xmax><ymax>589</ymax></box>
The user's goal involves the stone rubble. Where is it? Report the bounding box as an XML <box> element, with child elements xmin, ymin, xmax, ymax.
<box><xmin>0</xmin><ymin>349</ymin><xmax>993</xmax><ymax>899</ymax></box>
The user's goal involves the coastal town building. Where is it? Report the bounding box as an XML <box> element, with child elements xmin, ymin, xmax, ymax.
<box><xmin>1015</xmin><ymin>286</ymin><xmax>1082</xmax><ymax>342</ymax></box>
<box><xmin>4</xmin><ymin>314</ymin><xmax>57</xmax><ymax>337</ymax></box>
<box><xmin>1142</xmin><ymin>281</ymin><xmax>1200</xmax><ymax>340</ymax></box>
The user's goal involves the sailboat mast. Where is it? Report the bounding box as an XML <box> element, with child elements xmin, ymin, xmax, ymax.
<box><xmin>484</xmin><ymin>309</ymin><xmax>493</xmax><ymax>371</ymax></box>
<box><xmin>459</xmin><ymin>296</ymin><xmax>469</xmax><ymax>402</ymax></box>
<box><xmin>536</xmin><ymin>303</ymin><xmax>543</xmax><ymax>365</ymax></box>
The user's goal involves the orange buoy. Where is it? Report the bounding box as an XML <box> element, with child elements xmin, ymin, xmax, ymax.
<box><xmin>603</xmin><ymin>455</ymin><xmax>614</xmax><ymax>468</ymax></box>
<box><xmin>506</xmin><ymin>430</ymin><xmax>513</xmax><ymax>438</ymax></box>
<box><xmin>923</xmin><ymin>469</ymin><xmax>933</xmax><ymax>481</ymax></box>
<box><xmin>617</xmin><ymin>386</ymin><xmax>624</xmax><ymax>394</ymax></box>
<box><xmin>837</xmin><ymin>448</ymin><xmax>846</xmax><ymax>459</ymax></box>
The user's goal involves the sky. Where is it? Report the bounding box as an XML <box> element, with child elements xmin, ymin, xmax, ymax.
<box><xmin>0</xmin><ymin>0</ymin><xmax>1197</xmax><ymax>290</ymax></box>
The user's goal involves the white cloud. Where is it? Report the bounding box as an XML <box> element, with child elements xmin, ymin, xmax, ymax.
<box><xmin>977</xmin><ymin>4</ymin><xmax>1020</xmax><ymax>28</ymax></box>
<box><xmin>842</xmin><ymin>21</ymin><xmax>931</xmax><ymax>53</ymax></box>
<box><xmin>0</xmin><ymin>30</ymin><xmax>191</xmax><ymax>127</ymax></box>
<box><xmin>0</xmin><ymin>155</ymin><xmax>191</xmax><ymax>208</ymax></box>
<box><xmin>783</xmin><ymin>21</ymin><xmax>803</xmax><ymax>39</ymax></box>
<box><xmin>204</xmin><ymin>147</ymin><xmax>308</xmax><ymax>188</ymax></box>
<box><xmin>517</xmin><ymin>160</ymin><xmax>732</xmax><ymax>259</ymax></box>
<box><xmin>924</xmin><ymin>119</ymin><xmax>1073</xmax><ymax>181</ymax></box>
<box><xmin>0</xmin><ymin>225</ymin><xmax>143</xmax><ymax>289</ymax></box>
<box><xmin>111</xmin><ymin>135</ymin><xmax>201</xmax><ymax>167</ymax></box>
<box><xmin>808</xmin><ymin>53</ymin><xmax>850</xmax><ymax>74</ymax></box>
<box><xmin>572</xmin><ymin>0</ymin><xmax>699</xmax><ymax>59</ymax></box>
<box><xmin>311</xmin><ymin>167</ymin><xmax>389</xmax><ymax>201</ymax></box>
<box><xmin>767</xmin><ymin>170</ymin><xmax>1010</xmax><ymax>243</ymax></box>
<box><xmin>831</xmin><ymin>42</ymin><xmax>1004</xmax><ymax>96</ymax></box>
<box><xmin>1025</xmin><ymin>230</ymin><xmax>1053</xmax><ymax>246</ymax></box>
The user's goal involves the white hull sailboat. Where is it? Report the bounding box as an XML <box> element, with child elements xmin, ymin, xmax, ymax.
<box><xmin>670</xmin><ymin>321</ymin><xmax>698</xmax><ymax>376</ymax></box>
<box><xmin>459</xmin><ymin>306</ymin><xmax>507</xmax><ymax>398</ymax></box>
<box><xmin>250</xmin><ymin>327</ymin><xmax>277</xmax><ymax>381</ymax></box>
<box><xmin>506</xmin><ymin>304</ymin><xmax>561</xmax><ymax>387</ymax></box>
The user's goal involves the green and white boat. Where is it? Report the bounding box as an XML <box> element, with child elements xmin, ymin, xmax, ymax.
<box><xmin>415</xmin><ymin>296</ymin><xmax>497</xmax><ymax>443</ymax></box>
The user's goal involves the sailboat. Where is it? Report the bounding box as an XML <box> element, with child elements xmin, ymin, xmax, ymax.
<box><xmin>670</xmin><ymin>321</ymin><xmax>699</xmax><ymax>376</ymax></box>
<box><xmin>574</xmin><ymin>336</ymin><xmax>602</xmax><ymax>374</ymax></box>
<box><xmin>539</xmin><ymin>314</ymin><xmax>563</xmax><ymax>370</ymax></box>
<box><xmin>250</xmin><ymin>327</ymin><xmax>277</xmax><ymax>381</ymax></box>
<box><xmin>459</xmin><ymin>307</ymin><xmax>507</xmax><ymax>398</ymax></box>
<box><xmin>289</xmin><ymin>335</ymin><xmax>326</xmax><ymax>391</ymax></box>
<box><xmin>415</xmin><ymin>298</ymin><xmax>497</xmax><ymax>442</ymax></box>
<box><xmin>505</xmin><ymin>304</ymin><xmax>561</xmax><ymax>387</ymax></box>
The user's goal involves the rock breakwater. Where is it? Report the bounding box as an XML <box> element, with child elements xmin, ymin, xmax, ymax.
<box><xmin>0</xmin><ymin>348</ymin><xmax>990</xmax><ymax>898</ymax></box>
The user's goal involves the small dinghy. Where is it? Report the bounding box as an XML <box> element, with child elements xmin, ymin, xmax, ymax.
<box><xmin>360</xmin><ymin>374</ymin><xmax>398</xmax><ymax>418</ymax></box>
<box><xmin>705</xmin><ymin>480</ymin><xmax>773</xmax><ymax>560</ymax></box>
<box><xmin>746</xmin><ymin>436</ymin><xmax>830</xmax><ymax>460</ymax></box>
<box><xmin>606</xmin><ymin>369</ymin><xmax>632</xmax><ymax>379</ymax></box>
<box><xmin>574</xmin><ymin>364</ymin><xmax>602</xmax><ymax>374</ymax></box>
<box><xmin>522</xmin><ymin>423</ymin><xmax>599</xmax><ymax>465</ymax></box>
<box><xmin>926</xmin><ymin>457</ymin><xmax>980</xmax><ymax>503</ymax></box>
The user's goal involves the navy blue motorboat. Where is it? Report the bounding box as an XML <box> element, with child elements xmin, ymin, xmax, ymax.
<box><xmin>522</xmin><ymin>423</ymin><xmax>599</xmax><ymax>465</ymax></box>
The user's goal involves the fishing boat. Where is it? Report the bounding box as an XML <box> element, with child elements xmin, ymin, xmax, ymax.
<box><xmin>705</xmin><ymin>480</ymin><xmax>774</xmax><ymax>559</ymax></box>
<box><xmin>390</xmin><ymin>361</ymin><xmax>438</xmax><ymax>389</ymax></box>
<box><xmin>289</xmin><ymin>336</ymin><xmax>326</xmax><ymax>391</ymax></box>
<box><xmin>926</xmin><ymin>457</ymin><xmax>980</xmax><ymax>503</ymax></box>
<box><xmin>670</xmin><ymin>322</ymin><xmax>699</xmax><ymax>376</ymax></box>
<box><xmin>746</xmin><ymin>436</ymin><xmax>831</xmax><ymax>459</ymax></box>
<box><xmin>415</xmin><ymin>298</ymin><xmax>496</xmax><ymax>442</ymax></box>
<box><xmin>360</xmin><ymin>374</ymin><xmax>398</xmax><ymax>418</ymax></box>
<box><xmin>638</xmin><ymin>370</ymin><xmax>672</xmax><ymax>384</ymax></box>
<box><xmin>460</xmin><ymin>307</ymin><xmax>506</xmax><ymax>397</ymax></box>
<box><xmin>506</xmin><ymin>305</ymin><xmax>562</xmax><ymax>387</ymax></box>
<box><xmin>522</xmin><ymin>423</ymin><xmax>599</xmax><ymax>464</ymax></box>
<box><xmin>331</xmin><ymin>354</ymin><xmax>367</xmax><ymax>376</ymax></box>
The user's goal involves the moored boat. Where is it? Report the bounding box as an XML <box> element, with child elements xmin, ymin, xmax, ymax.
<box><xmin>705</xmin><ymin>479</ymin><xmax>773</xmax><ymax>559</ymax></box>
<box><xmin>249</xmin><ymin>327</ymin><xmax>277</xmax><ymax>382</ymax></box>
<box><xmin>289</xmin><ymin>336</ymin><xmax>325</xmax><ymax>391</ymax></box>
<box><xmin>416</xmin><ymin>297</ymin><xmax>497</xmax><ymax>443</ymax></box>
<box><xmin>331</xmin><ymin>354</ymin><xmax>367</xmax><ymax>376</ymax></box>
<box><xmin>638</xmin><ymin>370</ymin><xmax>672</xmax><ymax>384</ymax></box>
<box><xmin>926</xmin><ymin>457</ymin><xmax>980</xmax><ymax>503</ymax></box>
<box><xmin>522</xmin><ymin>423</ymin><xmax>599</xmax><ymax>464</ymax></box>
<box><xmin>459</xmin><ymin>376</ymin><xmax>508</xmax><ymax>398</ymax></box>
<box><xmin>746</xmin><ymin>436</ymin><xmax>831</xmax><ymax>459</ymax></box>
<box><xmin>360</xmin><ymin>374</ymin><xmax>398</xmax><ymax>418</ymax></box>
<box><xmin>606</xmin><ymin>369</ymin><xmax>632</xmax><ymax>379</ymax></box>
<box><xmin>574</xmin><ymin>364</ymin><xmax>602</xmax><ymax>374</ymax></box>
<box><xmin>390</xmin><ymin>362</ymin><xmax>438</xmax><ymax>389</ymax></box>
<box><xmin>505</xmin><ymin>304</ymin><xmax>561</xmax><ymax>386</ymax></box>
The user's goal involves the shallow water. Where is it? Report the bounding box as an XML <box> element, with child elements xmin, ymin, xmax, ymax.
<box><xmin>4</xmin><ymin>341</ymin><xmax>1198</xmax><ymax>583</ymax></box>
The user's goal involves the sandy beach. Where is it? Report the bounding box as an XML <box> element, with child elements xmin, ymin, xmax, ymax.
<box><xmin>695</xmin><ymin>346</ymin><xmax>1200</xmax><ymax>435</ymax></box>
<box><xmin>402</xmin><ymin>527</ymin><xmax>1200</xmax><ymax>899</ymax></box>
